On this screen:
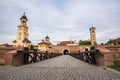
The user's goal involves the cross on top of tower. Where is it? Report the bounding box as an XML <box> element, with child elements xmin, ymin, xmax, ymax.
<box><xmin>24</xmin><ymin>12</ymin><xmax>25</xmax><ymax>15</ymax></box>
<box><xmin>90</xmin><ymin>24</ymin><xmax>95</xmax><ymax>29</ymax></box>
<box><xmin>20</xmin><ymin>12</ymin><xmax>28</xmax><ymax>21</ymax></box>
<box><xmin>45</xmin><ymin>35</ymin><xmax>50</xmax><ymax>39</ymax></box>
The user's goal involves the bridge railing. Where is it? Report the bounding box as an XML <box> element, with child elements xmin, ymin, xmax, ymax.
<box><xmin>16</xmin><ymin>48</ymin><xmax>62</xmax><ymax>64</ymax></box>
<box><xmin>69</xmin><ymin>46</ymin><xmax>100</xmax><ymax>64</ymax></box>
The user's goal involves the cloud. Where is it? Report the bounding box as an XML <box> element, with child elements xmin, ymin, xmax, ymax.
<box><xmin>0</xmin><ymin>0</ymin><xmax>120</xmax><ymax>45</ymax></box>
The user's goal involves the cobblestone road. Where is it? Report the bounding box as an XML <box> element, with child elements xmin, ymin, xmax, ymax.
<box><xmin>0</xmin><ymin>55</ymin><xmax>120</xmax><ymax>80</ymax></box>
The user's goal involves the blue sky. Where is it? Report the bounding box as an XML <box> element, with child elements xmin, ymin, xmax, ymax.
<box><xmin>0</xmin><ymin>0</ymin><xmax>120</xmax><ymax>45</ymax></box>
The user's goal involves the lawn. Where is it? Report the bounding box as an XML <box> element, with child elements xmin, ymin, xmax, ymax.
<box><xmin>109</xmin><ymin>60</ymin><xmax>120</xmax><ymax>71</ymax></box>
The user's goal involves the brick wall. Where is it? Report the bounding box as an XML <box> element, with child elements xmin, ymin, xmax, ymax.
<box><xmin>0</xmin><ymin>49</ymin><xmax>14</xmax><ymax>64</ymax></box>
<box><xmin>96</xmin><ymin>47</ymin><xmax>113</xmax><ymax>66</ymax></box>
<box><xmin>1</xmin><ymin>46</ymin><xmax>119</xmax><ymax>66</ymax></box>
<box><xmin>105</xmin><ymin>46</ymin><xmax>120</xmax><ymax>61</ymax></box>
<box><xmin>5</xmin><ymin>50</ymin><xmax>24</xmax><ymax>65</ymax></box>
<box><xmin>49</xmin><ymin>45</ymin><xmax>90</xmax><ymax>53</ymax></box>
<box><xmin>104</xmin><ymin>53</ymin><xmax>113</xmax><ymax>66</ymax></box>
<box><xmin>5</xmin><ymin>53</ymin><xmax>13</xmax><ymax>65</ymax></box>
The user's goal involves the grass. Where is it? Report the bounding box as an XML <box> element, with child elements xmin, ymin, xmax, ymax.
<box><xmin>0</xmin><ymin>63</ymin><xmax>5</xmax><ymax>66</ymax></box>
<box><xmin>109</xmin><ymin>60</ymin><xmax>120</xmax><ymax>71</ymax></box>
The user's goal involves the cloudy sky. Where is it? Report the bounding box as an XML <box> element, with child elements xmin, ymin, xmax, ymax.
<box><xmin>0</xmin><ymin>0</ymin><xmax>120</xmax><ymax>45</ymax></box>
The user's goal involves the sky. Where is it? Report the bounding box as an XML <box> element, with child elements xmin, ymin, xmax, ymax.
<box><xmin>0</xmin><ymin>0</ymin><xmax>120</xmax><ymax>45</ymax></box>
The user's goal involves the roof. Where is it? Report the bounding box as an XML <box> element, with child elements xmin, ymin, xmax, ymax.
<box><xmin>38</xmin><ymin>41</ymin><xmax>49</xmax><ymax>45</ymax></box>
<box><xmin>22</xmin><ymin>38</ymin><xmax>31</xmax><ymax>43</ymax></box>
<box><xmin>58</xmin><ymin>41</ymin><xmax>75</xmax><ymax>45</ymax></box>
<box><xmin>13</xmin><ymin>40</ymin><xmax>17</xmax><ymax>43</ymax></box>
<box><xmin>34</xmin><ymin>45</ymin><xmax>38</xmax><ymax>47</ymax></box>
<box><xmin>0</xmin><ymin>43</ymin><xmax>10</xmax><ymax>46</ymax></box>
<box><xmin>20</xmin><ymin>13</ymin><xmax>28</xmax><ymax>21</ymax></box>
<box><xmin>106</xmin><ymin>37</ymin><xmax>120</xmax><ymax>45</ymax></box>
<box><xmin>45</xmin><ymin>35</ymin><xmax>50</xmax><ymax>39</ymax></box>
<box><xmin>113</xmin><ymin>37</ymin><xmax>120</xmax><ymax>41</ymax></box>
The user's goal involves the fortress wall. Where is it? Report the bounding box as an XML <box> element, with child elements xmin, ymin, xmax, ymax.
<box><xmin>105</xmin><ymin>46</ymin><xmax>120</xmax><ymax>61</ymax></box>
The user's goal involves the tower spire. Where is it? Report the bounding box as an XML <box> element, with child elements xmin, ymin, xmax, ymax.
<box><xmin>24</xmin><ymin>12</ymin><xmax>25</xmax><ymax>15</ymax></box>
<box><xmin>20</xmin><ymin>12</ymin><xmax>28</xmax><ymax>21</ymax></box>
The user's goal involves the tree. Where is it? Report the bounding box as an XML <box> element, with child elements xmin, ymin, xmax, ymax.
<box><xmin>107</xmin><ymin>38</ymin><xmax>120</xmax><ymax>45</ymax></box>
<box><xmin>107</xmin><ymin>39</ymin><xmax>113</xmax><ymax>44</ymax></box>
<box><xmin>30</xmin><ymin>44</ymin><xmax>34</xmax><ymax>50</ymax></box>
<box><xmin>118</xmin><ymin>40</ymin><xmax>120</xmax><ymax>44</ymax></box>
<box><xmin>79</xmin><ymin>40</ymin><xmax>91</xmax><ymax>45</ymax></box>
<box><xmin>100</xmin><ymin>43</ymin><xmax>104</xmax><ymax>45</ymax></box>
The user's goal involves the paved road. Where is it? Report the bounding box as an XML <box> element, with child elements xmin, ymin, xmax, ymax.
<box><xmin>0</xmin><ymin>55</ymin><xmax>120</xmax><ymax>80</ymax></box>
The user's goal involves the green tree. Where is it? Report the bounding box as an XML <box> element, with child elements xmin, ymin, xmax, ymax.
<box><xmin>107</xmin><ymin>39</ymin><xmax>113</xmax><ymax>44</ymax></box>
<box><xmin>100</xmin><ymin>43</ymin><xmax>104</xmax><ymax>45</ymax></box>
<box><xmin>107</xmin><ymin>39</ymin><xmax>120</xmax><ymax>45</ymax></box>
<box><xmin>79</xmin><ymin>40</ymin><xmax>91</xmax><ymax>45</ymax></box>
<box><xmin>30</xmin><ymin>44</ymin><xmax>34</xmax><ymax>50</ymax></box>
<box><xmin>118</xmin><ymin>40</ymin><xmax>120</xmax><ymax>44</ymax></box>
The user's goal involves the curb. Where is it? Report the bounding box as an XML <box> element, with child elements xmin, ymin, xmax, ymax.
<box><xmin>103</xmin><ymin>67</ymin><xmax>120</xmax><ymax>75</ymax></box>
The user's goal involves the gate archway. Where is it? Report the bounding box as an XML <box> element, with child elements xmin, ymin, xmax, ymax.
<box><xmin>63</xmin><ymin>49</ymin><xmax>69</xmax><ymax>55</ymax></box>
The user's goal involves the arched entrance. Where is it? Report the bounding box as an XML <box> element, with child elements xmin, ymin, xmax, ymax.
<box><xmin>63</xmin><ymin>49</ymin><xmax>69</xmax><ymax>55</ymax></box>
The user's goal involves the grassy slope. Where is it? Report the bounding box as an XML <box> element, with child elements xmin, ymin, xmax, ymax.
<box><xmin>109</xmin><ymin>60</ymin><xmax>120</xmax><ymax>71</ymax></box>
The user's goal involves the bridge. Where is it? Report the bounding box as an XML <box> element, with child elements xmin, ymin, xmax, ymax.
<box><xmin>0</xmin><ymin>46</ymin><xmax>120</xmax><ymax>80</ymax></box>
<box><xmin>0</xmin><ymin>55</ymin><xmax>120</xmax><ymax>80</ymax></box>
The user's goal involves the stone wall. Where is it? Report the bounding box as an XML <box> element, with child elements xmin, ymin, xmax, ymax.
<box><xmin>96</xmin><ymin>47</ymin><xmax>113</xmax><ymax>66</ymax></box>
<box><xmin>0</xmin><ymin>46</ymin><xmax>119</xmax><ymax>66</ymax></box>
<box><xmin>105</xmin><ymin>46</ymin><xmax>120</xmax><ymax>61</ymax></box>
<box><xmin>0</xmin><ymin>49</ymin><xmax>24</xmax><ymax>65</ymax></box>
<box><xmin>0</xmin><ymin>49</ymin><xmax>15</xmax><ymax>64</ymax></box>
<box><xmin>49</xmin><ymin>45</ymin><xmax>91</xmax><ymax>53</ymax></box>
<box><xmin>5</xmin><ymin>50</ymin><xmax>24</xmax><ymax>65</ymax></box>
<box><xmin>49</xmin><ymin>45</ymin><xmax>115</xmax><ymax>66</ymax></box>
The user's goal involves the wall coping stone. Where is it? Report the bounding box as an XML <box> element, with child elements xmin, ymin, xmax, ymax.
<box><xmin>6</xmin><ymin>50</ymin><xmax>17</xmax><ymax>56</ymax></box>
<box><xmin>96</xmin><ymin>46</ymin><xmax>111</xmax><ymax>54</ymax></box>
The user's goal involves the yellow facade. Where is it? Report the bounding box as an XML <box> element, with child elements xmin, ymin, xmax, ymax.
<box><xmin>37</xmin><ymin>36</ymin><xmax>51</xmax><ymax>52</ymax></box>
<box><xmin>13</xmin><ymin>13</ymin><xmax>31</xmax><ymax>48</ymax></box>
<box><xmin>38</xmin><ymin>42</ymin><xmax>49</xmax><ymax>52</ymax></box>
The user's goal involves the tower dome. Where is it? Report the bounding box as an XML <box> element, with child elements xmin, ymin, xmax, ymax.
<box><xmin>45</xmin><ymin>35</ymin><xmax>50</xmax><ymax>39</ymax></box>
<box><xmin>20</xmin><ymin>12</ymin><xmax>28</xmax><ymax>21</ymax></box>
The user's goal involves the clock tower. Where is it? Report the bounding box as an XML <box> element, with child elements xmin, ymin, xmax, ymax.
<box><xmin>13</xmin><ymin>13</ymin><xmax>31</xmax><ymax>48</ymax></box>
<box><xmin>89</xmin><ymin>25</ymin><xmax>96</xmax><ymax>45</ymax></box>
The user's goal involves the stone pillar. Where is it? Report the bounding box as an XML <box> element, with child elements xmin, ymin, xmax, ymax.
<box><xmin>96</xmin><ymin>47</ymin><xmax>113</xmax><ymax>66</ymax></box>
<box><xmin>5</xmin><ymin>50</ymin><xmax>24</xmax><ymax>65</ymax></box>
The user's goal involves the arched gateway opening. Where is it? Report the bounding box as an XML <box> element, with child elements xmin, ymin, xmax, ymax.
<box><xmin>63</xmin><ymin>49</ymin><xmax>69</xmax><ymax>55</ymax></box>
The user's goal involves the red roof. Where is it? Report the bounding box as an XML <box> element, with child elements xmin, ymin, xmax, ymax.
<box><xmin>0</xmin><ymin>43</ymin><xmax>10</xmax><ymax>46</ymax></box>
<box><xmin>58</xmin><ymin>41</ymin><xmax>75</xmax><ymax>45</ymax></box>
<box><xmin>38</xmin><ymin>41</ymin><xmax>48</xmax><ymax>45</ymax></box>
